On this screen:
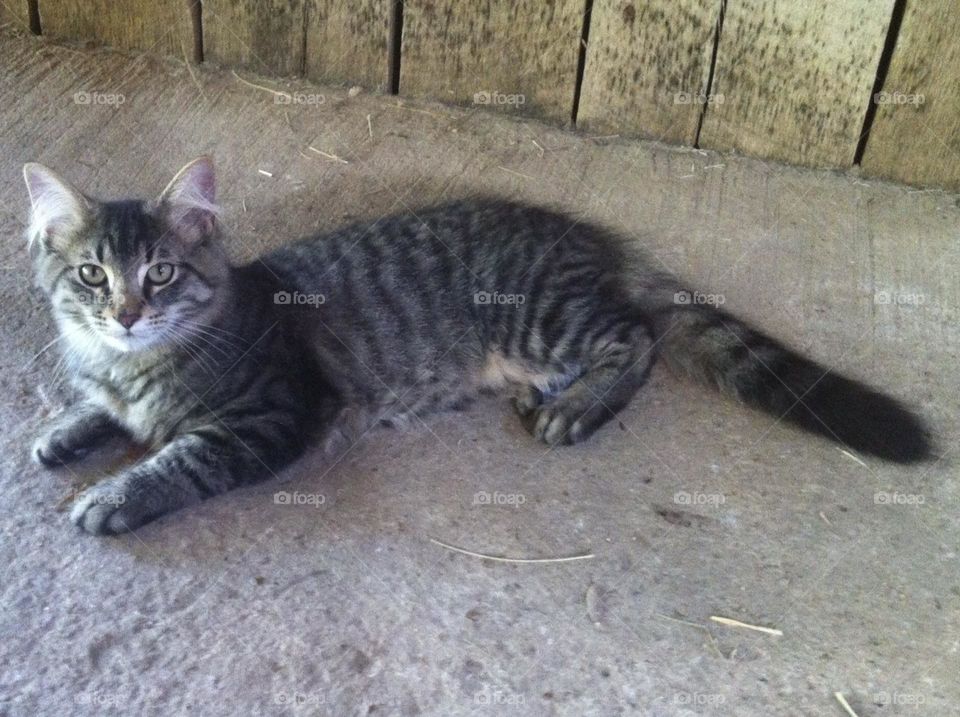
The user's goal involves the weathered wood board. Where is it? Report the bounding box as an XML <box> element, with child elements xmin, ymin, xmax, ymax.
<box><xmin>38</xmin><ymin>0</ymin><xmax>195</xmax><ymax>57</ymax></box>
<box><xmin>861</xmin><ymin>1</ymin><xmax>960</xmax><ymax>190</ymax></box>
<box><xmin>577</xmin><ymin>0</ymin><xmax>721</xmax><ymax>144</ymax></box>
<box><xmin>399</xmin><ymin>0</ymin><xmax>583</xmax><ymax>123</ymax></box>
<box><xmin>304</xmin><ymin>0</ymin><xmax>390</xmax><ymax>90</ymax></box>
<box><xmin>0</xmin><ymin>0</ymin><xmax>31</xmax><ymax>32</ymax></box>
<box><xmin>202</xmin><ymin>0</ymin><xmax>304</xmax><ymax>76</ymax></box>
<box><xmin>698</xmin><ymin>0</ymin><xmax>894</xmax><ymax>168</ymax></box>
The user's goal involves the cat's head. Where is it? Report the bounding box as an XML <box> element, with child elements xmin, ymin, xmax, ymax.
<box><xmin>23</xmin><ymin>157</ymin><xmax>231</xmax><ymax>355</ymax></box>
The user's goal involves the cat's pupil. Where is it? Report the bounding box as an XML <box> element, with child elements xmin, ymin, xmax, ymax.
<box><xmin>147</xmin><ymin>263</ymin><xmax>174</xmax><ymax>284</ymax></box>
<box><xmin>78</xmin><ymin>264</ymin><xmax>105</xmax><ymax>286</ymax></box>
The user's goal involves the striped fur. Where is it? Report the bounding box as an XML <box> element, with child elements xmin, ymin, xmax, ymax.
<box><xmin>24</xmin><ymin>158</ymin><xmax>932</xmax><ymax>535</ymax></box>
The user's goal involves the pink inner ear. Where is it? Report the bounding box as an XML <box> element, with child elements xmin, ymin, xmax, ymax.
<box><xmin>193</xmin><ymin>164</ymin><xmax>215</xmax><ymax>203</ymax></box>
<box><xmin>162</xmin><ymin>159</ymin><xmax>219</xmax><ymax>242</ymax></box>
<box><xmin>167</xmin><ymin>159</ymin><xmax>216</xmax><ymax>205</ymax></box>
<box><xmin>24</xmin><ymin>166</ymin><xmax>86</xmax><ymax>241</ymax></box>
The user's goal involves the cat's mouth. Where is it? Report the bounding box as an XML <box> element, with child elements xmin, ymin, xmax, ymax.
<box><xmin>99</xmin><ymin>328</ymin><xmax>163</xmax><ymax>354</ymax></box>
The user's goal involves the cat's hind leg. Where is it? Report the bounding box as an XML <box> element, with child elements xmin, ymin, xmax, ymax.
<box><xmin>517</xmin><ymin>324</ymin><xmax>656</xmax><ymax>446</ymax></box>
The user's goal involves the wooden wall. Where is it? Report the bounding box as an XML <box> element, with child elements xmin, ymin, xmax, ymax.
<box><xmin>578</xmin><ymin>0</ymin><xmax>721</xmax><ymax>146</ymax></box>
<box><xmin>38</xmin><ymin>0</ymin><xmax>194</xmax><ymax>58</ymax></box>
<box><xmin>399</xmin><ymin>0</ymin><xmax>584</xmax><ymax>122</ymax></box>
<box><xmin>0</xmin><ymin>0</ymin><xmax>31</xmax><ymax>32</ymax></box>
<box><xmin>7</xmin><ymin>0</ymin><xmax>959</xmax><ymax>191</ymax></box>
<box><xmin>697</xmin><ymin>0</ymin><xmax>894</xmax><ymax>168</ymax></box>
<box><xmin>860</xmin><ymin>1</ymin><xmax>960</xmax><ymax>188</ymax></box>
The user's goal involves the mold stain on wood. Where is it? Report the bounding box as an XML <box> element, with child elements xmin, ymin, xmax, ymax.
<box><xmin>577</xmin><ymin>0</ymin><xmax>721</xmax><ymax>145</ymax></box>
<box><xmin>398</xmin><ymin>0</ymin><xmax>584</xmax><ymax>123</ymax></box>
<box><xmin>698</xmin><ymin>0</ymin><xmax>895</xmax><ymax>168</ymax></box>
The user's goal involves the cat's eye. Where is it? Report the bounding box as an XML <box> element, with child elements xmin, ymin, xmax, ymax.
<box><xmin>146</xmin><ymin>262</ymin><xmax>176</xmax><ymax>285</ymax></box>
<box><xmin>78</xmin><ymin>264</ymin><xmax>107</xmax><ymax>287</ymax></box>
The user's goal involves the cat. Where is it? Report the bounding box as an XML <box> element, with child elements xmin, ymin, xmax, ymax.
<box><xmin>23</xmin><ymin>157</ymin><xmax>933</xmax><ymax>535</ymax></box>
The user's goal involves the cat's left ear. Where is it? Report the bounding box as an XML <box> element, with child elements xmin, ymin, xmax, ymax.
<box><xmin>156</xmin><ymin>156</ymin><xmax>220</xmax><ymax>243</ymax></box>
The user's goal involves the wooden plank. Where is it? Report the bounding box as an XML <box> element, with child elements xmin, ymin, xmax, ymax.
<box><xmin>202</xmin><ymin>0</ymin><xmax>304</xmax><ymax>77</ymax></box>
<box><xmin>0</xmin><ymin>0</ymin><xmax>31</xmax><ymax>32</ymax></box>
<box><xmin>577</xmin><ymin>0</ymin><xmax>721</xmax><ymax>145</ymax></box>
<box><xmin>38</xmin><ymin>0</ymin><xmax>195</xmax><ymax>57</ymax></box>
<box><xmin>399</xmin><ymin>0</ymin><xmax>583</xmax><ymax>123</ymax></box>
<box><xmin>861</xmin><ymin>1</ymin><xmax>960</xmax><ymax>190</ymax></box>
<box><xmin>304</xmin><ymin>0</ymin><xmax>389</xmax><ymax>91</ymax></box>
<box><xmin>698</xmin><ymin>0</ymin><xmax>894</xmax><ymax>168</ymax></box>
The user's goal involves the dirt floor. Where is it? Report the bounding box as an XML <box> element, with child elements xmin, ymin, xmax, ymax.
<box><xmin>0</xmin><ymin>28</ymin><xmax>958</xmax><ymax>717</ymax></box>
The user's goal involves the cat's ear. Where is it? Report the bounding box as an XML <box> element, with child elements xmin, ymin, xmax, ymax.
<box><xmin>157</xmin><ymin>156</ymin><xmax>220</xmax><ymax>243</ymax></box>
<box><xmin>22</xmin><ymin>163</ymin><xmax>90</xmax><ymax>247</ymax></box>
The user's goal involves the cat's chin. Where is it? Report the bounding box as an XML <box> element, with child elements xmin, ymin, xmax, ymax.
<box><xmin>100</xmin><ymin>333</ymin><xmax>162</xmax><ymax>354</ymax></box>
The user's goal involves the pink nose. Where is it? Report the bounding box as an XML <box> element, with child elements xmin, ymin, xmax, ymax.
<box><xmin>116</xmin><ymin>311</ymin><xmax>140</xmax><ymax>330</ymax></box>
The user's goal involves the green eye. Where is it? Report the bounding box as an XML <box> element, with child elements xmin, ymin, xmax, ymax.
<box><xmin>78</xmin><ymin>264</ymin><xmax>107</xmax><ymax>286</ymax></box>
<box><xmin>146</xmin><ymin>262</ymin><xmax>175</xmax><ymax>285</ymax></box>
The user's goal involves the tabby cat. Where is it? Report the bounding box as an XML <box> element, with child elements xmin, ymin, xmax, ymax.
<box><xmin>23</xmin><ymin>157</ymin><xmax>932</xmax><ymax>535</ymax></box>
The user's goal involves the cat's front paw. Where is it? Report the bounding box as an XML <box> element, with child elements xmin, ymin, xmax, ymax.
<box><xmin>70</xmin><ymin>478</ymin><xmax>151</xmax><ymax>535</ymax></box>
<box><xmin>32</xmin><ymin>431</ymin><xmax>91</xmax><ymax>467</ymax></box>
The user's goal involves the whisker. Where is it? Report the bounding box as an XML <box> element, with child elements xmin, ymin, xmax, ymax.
<box><xmin>162</xmin><ymin>327</ymin><xmax>218</xmax><ymax>376</ymax></box>
<box><xmin>178</xmin><ymin>319</ymin><xmax>251</xmax><ymax>347</ymax></box>
<box><xmin>176</xmin><ymin>324</ymin><xmax>234</xmax><ymax>357</ymax></box>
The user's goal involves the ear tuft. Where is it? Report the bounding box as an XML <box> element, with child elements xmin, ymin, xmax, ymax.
<box><xmin>158</xmin><ymin>156</ymin><xmax>220</xmax><ymax>243</ymax></box>
<box><xmin>22</xmin><ymin>163</ymin><xmax>89</xmax><ymax>247</ymax></box>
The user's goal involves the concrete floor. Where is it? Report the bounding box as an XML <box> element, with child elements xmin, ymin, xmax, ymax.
<box><xmin>0</xmin><ymin>29</ymin><xmax>958</xmax><ymax>717</ymax></box>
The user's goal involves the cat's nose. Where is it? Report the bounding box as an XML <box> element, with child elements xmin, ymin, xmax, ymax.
<box><xmin>116</xmin><ymin>310</ymin><xmax>141</xmax><ymax>330</ymax></box>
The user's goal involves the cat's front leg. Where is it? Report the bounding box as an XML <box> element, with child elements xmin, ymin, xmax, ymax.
<box><xmin>70</xmin><ymin>416</ymin><xmax>303</xmax><ymax>535</ymax></box>
<box><xmin>33</xmin><ymin>401</ymin><xmax>126</xmax><ymax>467</ymax></box>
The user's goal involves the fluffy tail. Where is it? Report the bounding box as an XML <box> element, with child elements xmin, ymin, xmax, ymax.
<box><xmin>638</xmin><ymin>283</ymin><xmax>933</xmax><ymax>464</ymax></box>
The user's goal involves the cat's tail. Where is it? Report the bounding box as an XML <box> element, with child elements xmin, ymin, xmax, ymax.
<box><xmin>636</xmin><ymin>279</ymin><xmax>933</xmax><ymax>464</ymax></box>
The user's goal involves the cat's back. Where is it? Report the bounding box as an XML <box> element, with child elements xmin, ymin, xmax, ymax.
<box><xmin>261</xmin><ymin>196</ymin><xmax>620</xmax><ymax>284</ymax></box>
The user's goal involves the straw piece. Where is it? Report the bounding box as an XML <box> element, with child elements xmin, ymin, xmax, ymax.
<box><xmin>232</xmin><ymin>70</ymin><xmax>290</xmax><ymax>100</ymax></box>
<box><xmin>834</xmin><ymin>692</ymin><xmax>860</xmax><ymax>717</ymax></box>
<box><xmin>429</xmin><ymin>538</ymin><xmax>593</xmax><ymax>564</ymax></box>
<box><xmin>837</xmin><ymin>447</ymin><xmax>868</xmax><ymax>468</ymax></box>
<box><xmin>709</xmin><ymin>615</ymin><xmax>782</xmax><ymax>636</ymax></box>
<box><xmin>497</xmin><ymin>166</ymin><xmax>536</xmax><ymax>180</ymax></box>
<box><xmin>308</xmin><ymin>146</ymin><xmax>349</xmax><ymax>164</ymax></box>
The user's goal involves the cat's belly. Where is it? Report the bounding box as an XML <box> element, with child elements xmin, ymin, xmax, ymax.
<box><xmin>478</xmin><ymin>351</ymin><xmax>560</xmax><ymax>392</ymax></box>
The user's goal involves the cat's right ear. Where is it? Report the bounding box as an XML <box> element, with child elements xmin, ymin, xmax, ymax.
<box><xmin>157</xmin><ymin>156</ymin><xmax>220</xmax><ymax>244</ymax></box>
<box><xmin>22</xmin><ymin>163</ymin><xmax>90</xmax><ymax>248</ymax></box>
